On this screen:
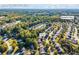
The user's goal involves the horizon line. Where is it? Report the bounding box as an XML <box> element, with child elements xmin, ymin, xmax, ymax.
<box><xmin>0</xmin><ymin>4</ymin><xmax>79</xmax><ymax>9</ymax></box>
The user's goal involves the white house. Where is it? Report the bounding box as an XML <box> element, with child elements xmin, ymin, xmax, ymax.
<box><xmin>39</xmin><ymin>32</ymin><xmax>46</xmax><ymax>38</ymax></box>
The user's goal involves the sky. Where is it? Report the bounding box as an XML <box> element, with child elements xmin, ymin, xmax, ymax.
<box><xmin>0</xmin><ymin>4</ymin><xmax>79</xmax><ymax>9</ymax></box>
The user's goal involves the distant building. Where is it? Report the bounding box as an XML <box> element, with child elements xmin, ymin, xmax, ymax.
<box><xmin>60</xmin><ymin>16</ymin><xmax>74</xmax><ymax>20</ymax></box>
<box><xmin>0</xmin><ymin>16</ymin><xmax>5</xmax><ymax>19</ymax></box>
<box><xmin>15</xmin><ymin>21</ymin><xmax>21</xmax><ymax>24</ymax></box>
<box><xmin>33</xmin><ymin>24</ymin><xmax>46</xmax><ymax>30</ymax></box>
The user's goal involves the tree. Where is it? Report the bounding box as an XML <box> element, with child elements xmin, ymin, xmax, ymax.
<box><xmin>32</xmin><ymin>40</ymin><xmax>38</xmax><ymax>50</ymax></box>
<box><xmin>25</xmin><ymin>38</ymin><xmax>32</xmax><ymax>49</ymax></box>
